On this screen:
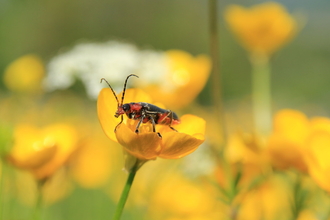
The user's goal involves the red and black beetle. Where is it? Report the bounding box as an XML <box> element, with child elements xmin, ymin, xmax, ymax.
<box><xmin>100</xmin><ymin>74</ymin><xmax>180</xmax><ymax>137</ymax></box>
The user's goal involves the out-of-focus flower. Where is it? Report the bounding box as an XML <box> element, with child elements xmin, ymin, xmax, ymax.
<box><xmin>219</xmin><ymin>131</ymin><xmax>270</xmax><ymax>188</ymax></box>
<box><xmin>224</xmin><ymin>2</ymin><xmax>298</xmax><ymax>57</ymax></box>
<box><xmin>3</xmin><ymin>54</ymin><xmax>45</xmax><ymax>93</ymax></box>
<box><xmin>45</xmin><ymin>41</ymin><xmax>210</xmax><ymax>109</ymax></box>
<box><xmin>304</xmin><ymin>117</ymin><xmax>330</xmax><ymax>192</ymax></box>
<box><xmin>44</xmin><ymin>41</ymin><xmax>140</xmax><ymax>98</ymax></box>
<box><xmin>236</xmin><ymin>176</ymin><xmax>291</xmax><ymax>220</ymax></box>
<box><xmin>8</xmin><ymin>123</ymin><xmax>78</xmax><ymax>180</ymax></box>
<box><xmin>97</xmin><ymin>87</ymin><xmax>205</xmax><ymax>162</ymax></box>
<box><xmin>15</xmin><ymin>168</ymin><xmax>73</xmax><ymax>206</ymax></box>
<box><xmin>267</xmin><ymin>109</ymin><xmax>330</xmax><ymax>188</ymax></box>
<box><xmin>266</xmin><ymin>109</ymin><xmax>310</xmax><ymax>172</ymax></box>
<box><xmin>139</xmin><ymin>50</ymin><xmax>211</xmax><ymax>110</ymax></box>
<box><xmin>69</xmin><ymin>133</ymin><xmax>117</xmax><ymax>189</ymax></box>
<box><xmin>147</xmin><ymin>173</ymin><xmax>221</xmax><ymax>220</ymax></box>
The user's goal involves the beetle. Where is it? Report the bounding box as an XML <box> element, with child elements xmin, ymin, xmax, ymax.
<box><xmin>100</xmin><ymin>74</ymin><xmax>180</xmax><ymax>137</ymax></box>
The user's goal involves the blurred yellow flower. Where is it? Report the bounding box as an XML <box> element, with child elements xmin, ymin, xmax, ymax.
<box><xmin>3</xmin><ymin>54</ymin><xmax>45</xmax><ymax>93</ymax></box>
<box><xmin>69</xmin><ymin>134</ymin><xmax>115</xmax><ymax>188</ymax></box>
<box><xmin>97</xmin><ymin>87</ymin><xmax>205</xmax><ymax>161</ymax></box>
<box><xmin>237</xmin><ymin>176</ymin><xmax>291</xmax><ymax>220</ymax></box>
<box><xmin>218</xmin><ymin>132</ymin><xmax>270</xmax><ymax>189</ymax></box>
<box><xmin>267</xmin><ymin>109</ymin><xmax>310</xmax><ymax>172</ymax></box>
<box><xmin>139</xmin><ymin>50</ymin><xmax>211</xmax><ymax>110</ymax></box>
<box><xmin>8</xmin><ymin>123</ymin><xmax>78</xmax><ymax>180</ymax></box>
<box><xmin>304</xmin><ymin>118</ymin><xmax>330</xmax><ymax>192</ymax></box>
<box><xmin>225</xmin><ymin>2</ymin><xmax>298</xmax><ymax>56</ymax></box>
<box><xmin>267</xmin><ymin>109</ymin><xmax>330</xmax><ymax>187</ymax></box>
<box><xmin>15</xmin><ymin>168</ymin><xmax>73</xmax><ymax>206</ymax></box>
<box><xmin>147</xmin><ymin>174</ymin><xmax>221</xmax><ymax>219</ymax></box>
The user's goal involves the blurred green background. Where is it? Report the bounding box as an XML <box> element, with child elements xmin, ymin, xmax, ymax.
<box><xmin>1</xmin><ymin>0</ymin><xmax>330</xmax><ymax>112</ymax></box>
<box><xmin>1</xmin><ymin>1</ymin><xmax>330</xmax><ymax>219</ymax></box>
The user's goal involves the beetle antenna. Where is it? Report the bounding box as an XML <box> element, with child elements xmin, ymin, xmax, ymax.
<box><xmin>100</xmin><ymin>78</ymin><xmax>120</xmax><ymax>106</ymax></box>
<box><xmin>121</xmin><ymin>74</ymin><xmax>139</xmax><ymax>105</ymax></box>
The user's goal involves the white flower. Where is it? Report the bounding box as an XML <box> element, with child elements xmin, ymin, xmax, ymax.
<box><xmin>44</xmin><ymin>41</ymin><xmax>168</xmax><ymax>99</ymax></box>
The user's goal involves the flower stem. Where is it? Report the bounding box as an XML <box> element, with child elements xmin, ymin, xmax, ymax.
<box><xmin>32</xmin><ymin>180</ymin><xmax>44</xmax><ymax>220</ymax></box>
<box><xmin>0</xmin><ymin>161</ymin><xmax>6</xmax><ymax>220</ymax></box>
<box><xmin>250</xmin><ymin>54</ymin><xmax>272</xmax><ymax>135</ymax></box>
<box><xmin>112</xmin><ymin>167</ymin><xmax>137</xmax><ymax>220</ymax></box>
<box><xmin>209</xmin><ymin>0</ymin><xmax>227</xmax><ymax>142</ymax></box>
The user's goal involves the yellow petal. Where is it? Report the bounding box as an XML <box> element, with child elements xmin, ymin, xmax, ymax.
<box><xmin>9</xmin><ymin>124</ymin><xmax>57</xmax><ymax>169</ymax></box>
<box><xmin>266</xmin><ymin>134</ymin><xmax>307</xmax><ymax>172</ymax></box>
<box><xmin>173</xmin><ymin>114</ymin><xmax>206</xmax><ymax>136</ymax></box>
<box><xmin>8</xmin><ymin>144</ymin><xmax>57</xmax><ymax>169</ymax></box>
<box><xmin>33</xmin><ymin>124</ymin><xmax>78</xmax><ymax>179</ymax></box>
<box><xmin>69</xmin><ymin>138</ymin><xmax>113</xmax><ymax>188</ymax></box>
<box><xmin>159</xmin><ymin>132</ymin><xmax>204</xmax><ymax>159</ymax></box>
<box><xmin>97</xmin><ymin>88</ymin><xmax>121</xmax><ymax>142</ymax></box>
<box><xmin>3</xmin><ymin>54</ymin><xmax>45</xmax><ymax>93</ymax></box>
<box><xmin>140</xmin><ymin>51</ymin><xmax>211</xmax><ymax>110</ymax></box>
<box><xmin>225</xmin><ymin>2</ymin><xmax>297</xmax><ymax>56</ymax></box>
<box><xmin>150</xmin><ymin>174</ymin><xmax>215</xmax><ymax>215</ymax></box>
<box><xmin>115</xmin><ymin>123</ymin><xmax>161</xmax><ymax>160</ymax></box>
<box><xmin>158</xmin><ymin>114</ymin><xmax>205</xmax><ymax>159</ymax></box>
<box><xmin>305</xmin><ymin>131</ymin><xmax>330</xmax><ymax>192</ymax></box>
<box><xmin>310</xmin><ymin>117</ymin><xmax>330</xmax><ymax>133</ymax></box>
<box><xmin>273</xmin><ymin>109</ymin><xmax>309</xmax><ymax>144</ymax></box>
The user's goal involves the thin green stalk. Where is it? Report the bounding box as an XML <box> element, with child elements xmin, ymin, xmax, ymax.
<box><xmin>250</xmin><ymin>54</ymin><xmax>272</xmax><ymax>135</ymax></box>
<box><xmin>209</xmin><ymin>0</ymin><xmax>227</xmax><ymax>142</ymax></box>
<box><xmin>291</xmin><ymin>173</ymin><xmax>307</xmax><ymax>220</ymax></box>
<box><xmin>0</xmin><ymin>161</ymin><xmax>5</xmax><ymax>220</ymax></box>
<box><xmin>32</xmin><ymin>181</ymin><xmax>44</xmax><ymax>220</ymax></box>
<box><xmin>112</xmin><ymin>167</ymin><xmax>137</xmax><ymax>220</ymax></box>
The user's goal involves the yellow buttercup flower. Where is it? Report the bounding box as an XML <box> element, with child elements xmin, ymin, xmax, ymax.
<box><xmin>97</xmin><ymin>87</ymin><xmax>205</xmax><ymax>161</ymax></box>
<box><xmin>15</xmin><ymin>167</ymin><xmax>73</xmax><ymax>206</ymax></box>
<box><xmin>139</xmin><ymin>50</ymin><xmax>211</xmax><ymax>110</ymax></box>
<box><xmin>69</xmin><ymin>132</ymin><xmax>116</xmax><ymax>188</ymax></box>
<box><xmin>237</xmin><ymin>176</ymin><xmax>291</xmax><ymax>220</ymax></box>
<box><xmin>225</xmin><ymin>2</ymin><xmax>298</xmax><ymax>56</ymax></box>
<box><xmin>304</xmin><ymin>118</ymin><xmax>330</xmax><ymax>192</ymax></box>
<box><xmin>3</xmin><ymin>54</ymin><xmax>45</xmax><ymax>93</ymax></box>
<box><xmin>221</xmin><ymin>132</ymin><xmax>270</xmax><ymax>188</ymax></box>
<box><xmin>147</xmin><ymin>174</ymin><xmax>221</xmax><ymax>219</ymax></box>
<box><xmin>8</xmin><ymin>123</ymin><xmax>78</xmax><ymax>180</ymax></box>
<box><xmin>267</xmin><ymin>109</ymin><xmax>309</xmax><ymax>172</ymax></box>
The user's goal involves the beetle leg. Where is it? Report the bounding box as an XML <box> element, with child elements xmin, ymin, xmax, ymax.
<box><xmin>167</xmin><ymin>111</ymin><xmax>178</xmax><ymax>132</ymax></box>
<box><xmin>150</xmin><ymin>117</ymin><xmax>162</xmax><ymax>138</ymax></box>
<box><xmin>114</xmin><ymin>115</ymin><xmax>124</xmax><ymax>132</ymax></box>
<box><xmin>135</xmin><ymin>115</ymin><xmax>145</xmax><ymax>134</ymax></box>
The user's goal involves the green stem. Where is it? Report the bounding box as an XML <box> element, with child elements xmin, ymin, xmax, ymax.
<box><xmin>32</xmin><ymin>180</ymin><xmax>44</xmax><ymax>220</ymax></box>
<box><xmin>112</xmin><ymin>167</ymin><xmax>137</xmax><ymax>220</ymax></box>
<box><xmin>250</xmin><ymin>54</ymin><xmax>272</xmax><ymax>135</ymax></box>
<box><xmin>209</xmin><ymin>0</ymin><xmax>227</xmax><ymax>142</ymax></box>
<box><xmin>0</xmin><ymin>161</ymin><xmax>5</xmax><ymax>220</ymax></box>
<box><xmin>291</xmin><ymin>173</ymin><xmax>306</xmax><ymax>220</ymax></box>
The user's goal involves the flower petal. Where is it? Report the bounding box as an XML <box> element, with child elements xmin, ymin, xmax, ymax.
<box><xmin>115</xmin><ymin>123</ymin><xmax>162</xmax><ymax>160</ymax></box>
<box><xmin>273</xmin><ymin>109</ymin><xmax>309</xmax><ymax>144</ymax></box>
<box><xmin>8</xmin><ymin>145</ymin><xmax>57</xmax><ymax>169</ymax></box>
<box><xmin>225</xmin><ymin>2</ymin><xmax>297</xmax><ymax>56</ymax></box>
<box><xmin>172</xmin><ymin>114</ymin><xmax>206</xmax><ymax>136</ymax></box>
<box><xmin>8</xmin><ymin>124</ymin><xmax>57</xmax><ymax>169</ymax></box>
<box><xmin>305</xmin><ymin>131</ymin><xmax>330</xmax><ymax>192</ymax></box>
<box><xmin>97</xmin><ymin>88</ymin><xmax>121</xmax><ymax>142</ymax></box>
<box><xmin>33</xmin><ymin>124</ymin><xmax>78</xmax><ymax>179</ymax></box>
<box><xmin>159</xmin><ymin>132</ymin><xmax>204</xmax><ymax>159</ymax></box>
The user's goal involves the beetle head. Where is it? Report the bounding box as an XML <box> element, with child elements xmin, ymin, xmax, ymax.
<box><xmin>115</xmin><ymin>104</ymin><xmax>131</xmax><ymax>118</ymax></box>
